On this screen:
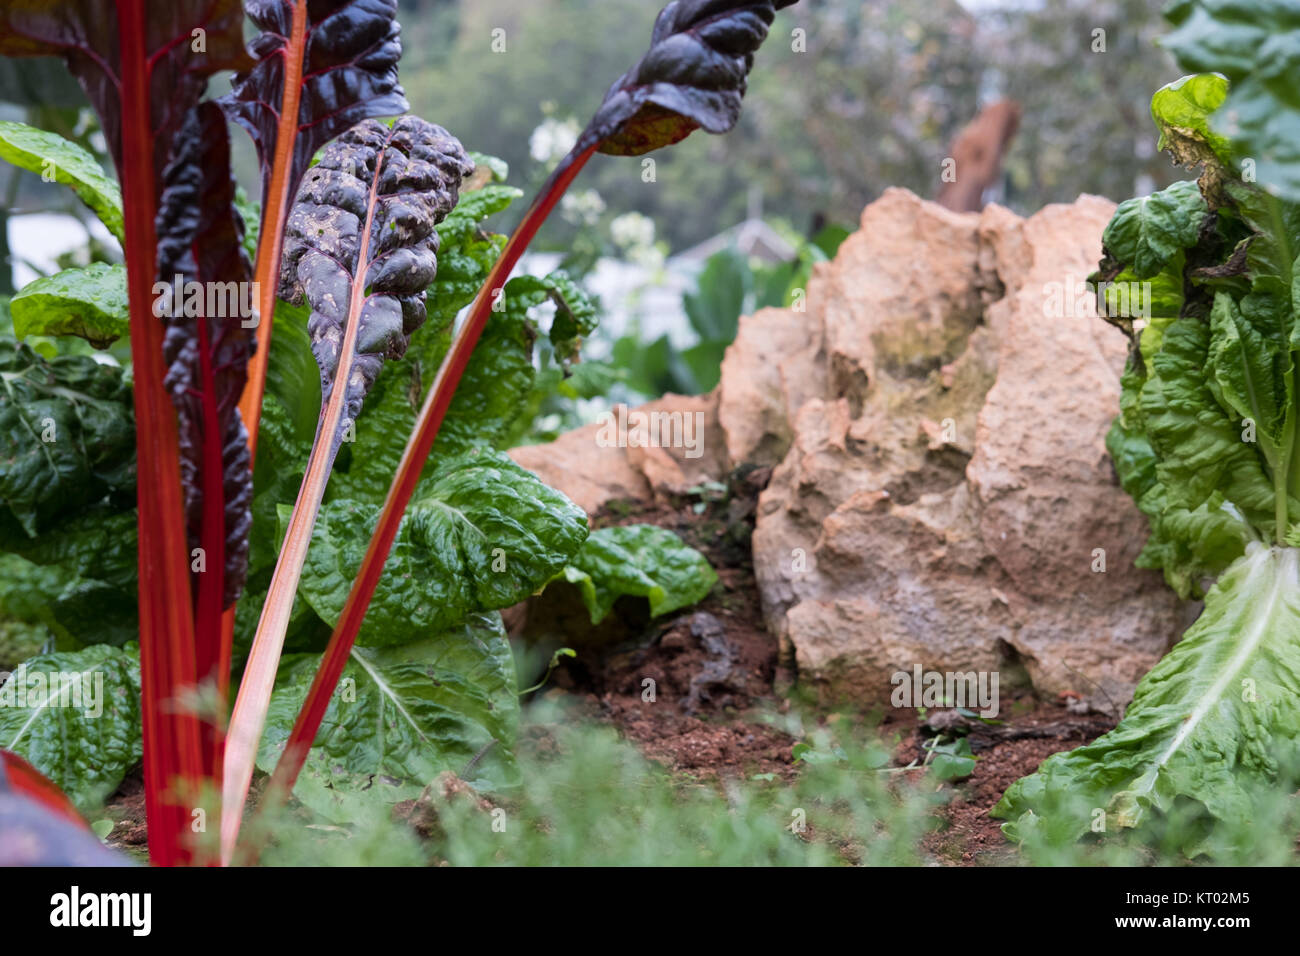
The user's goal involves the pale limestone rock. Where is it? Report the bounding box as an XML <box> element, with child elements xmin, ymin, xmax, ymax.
<box><xmin>727</xmin><ymin>188</ymin><xmax>1189</xmax><ymax>710</ymax></box>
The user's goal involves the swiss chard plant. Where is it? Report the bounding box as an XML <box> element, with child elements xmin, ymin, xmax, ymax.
<box><xmin>0</xmin><ymin>0</ymin><xmax>798</xmax><ymax>865</ymax></box>
<box><xmin>994</xmin><ymin>1</ymin><xmax>1300</xmax><ymax>854</ymax></box>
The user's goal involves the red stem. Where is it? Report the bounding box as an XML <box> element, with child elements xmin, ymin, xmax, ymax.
<box><xmin>221</xmin><ymin>131</ymin><xmax>404</xmax><ymax>863</ymax></box>
<box><xmin>267</xmin><ymin>145</ymin><xmax>598</xmax><ymax>800</ymax></box>
<box><xmin>193</xmin><ymin>316</ymin><xmax>228</xmax><ymax>778</ymax></box>
<box><xmin>117</xmin><ymin>0</ymin><xmax>204</xmax><ymax>867</ymax></box>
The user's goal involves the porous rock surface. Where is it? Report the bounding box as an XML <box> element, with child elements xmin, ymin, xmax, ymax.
<box><xmin>725</xmin><ymin>188</ymin><xmax>1191</xmax><ymax>710</ymax></box>
<box><xmin>509</xmin><ymin>188</ymin><xmax>1193</xmax><ymax>710</ymax></box>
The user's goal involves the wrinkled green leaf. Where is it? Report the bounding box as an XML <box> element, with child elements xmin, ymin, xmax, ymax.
<box><xmin>0</xmin><ymin>339</ymin><xmax>135</xmax><ymax>537</ymax></box>
<box><xmin>436</xmin><ymin>184</ymin><xmax>522</xmax><ymax>245</ymax></box>
<box><xmin>330</xmin><ymin>232</ymin><xmax>504</xmax><ymax>503</ymax></box>
<box><xmin>259</xmin><ymin>611</ymin><xmax>520</xmax><ymax>820</ymax></box>
<box><xmin>1164</xmin><ymin>0</ymin><xmax>1300</xmax><ymax>200</ymax></box>
<box><xmin>467</xmin><ymin>151</ymin><xmax>509</xmax><ymax>182</ymax></box>
<box><xmin>0</xmin><ymin>120</ymin><xmax>123</xmax><ymax>242</ymax></box>
<box><xmin>10</xmin><ymin>263</ymin><xmax>128</xmax><ymax>348</ymax></box>
<box><xmin>559</xmin><ymin>524</ymin><xmax>717</xmax><ymax>624</ymax></box>
<box><xmin>0</xmin><ymin>644</ymin><xmax>141</xmax><ymax>813</ymax></box>
<box><xmin>1102</xmin><ymin>180</ymin><xmax>1208</xmax><ymax>279</ymax></box>
<box><xmin>1140</xmin><ymin>316</ymin><xmax>1277</xmax><ymax>530</ymax></box>
<box><xmin>504</xmin><ymin>270</ymin><xmax>598</xmax><ymax>366</ymax></box>
<box><xmin>994</xmin><ymin>544</ymin><xmax>1300</xmax><ymax>854</ymax></box>
<box><xmin>1151</xmin><ymin>72</ymin><xmax>1233</xmax><ymax>177</ymax></box>
<box><xmin>295</xmin><ymin>449</ymin><xmax>588</xmax><ymax>646</ymax></box>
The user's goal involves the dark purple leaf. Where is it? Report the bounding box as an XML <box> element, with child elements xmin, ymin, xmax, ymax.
<box><xmin>220</xmin><ymin>0</ymin><xmax>409</xmax><ymax>208</ymax></box>
<box><xmin>579</xmin><ymin>0</ymin><xmax>800</xmax><ymax>156</ymax></box>
<box><xmin>156</xmin><ymin>101</ymin><xmax>255</xmax><ymax>611</ymax></box>
<box><xmin>279</xmin><ymin>116</ymin><xmax>474</xmax><ymax>457</ymax></box>
<box><xmin>0</xmin><ymin>0</ymin><xmax>250</xmax><ymax>188</ymax></box>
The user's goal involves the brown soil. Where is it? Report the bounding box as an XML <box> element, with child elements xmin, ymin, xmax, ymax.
<box><xmin>101</xmin><ymin>772</ymin><xmax>149</xmax><ymax>859</ymax></box>
<box><xmin>522</xmin><ymin>468</ymin><xmax>1116</xmax><ymax>865</ymax></box>
<box><xmin>99</xmin><ymin>469</ymin><xmax>1115</xmax><ymax>865</ymax></box>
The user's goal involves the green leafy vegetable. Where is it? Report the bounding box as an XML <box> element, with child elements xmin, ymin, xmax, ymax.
<box><xmin>293</xmin><ymin>449</ymin><xmax>588</xmax><ymax>646</ymax></box>
<box><xmin>8</xmin><ymin>263</ymin><xmax>128</xmax><ymax>348</ymax></box>
<box><xmin>258</xmin><ymin>611</ymin><xmax>519</xmax><ymax>819</ymax></box>
<box><xmin>558</xmin><ymin>524</ymin><xmax>717</xmax><ymax>624</ymax></box>
<box><xmin>996</xmin><ymin>544</ymin><xmax>1300</xmax><ymax>853</ymax></box>
<box><xmin>1150</xmin><ymin>72</ymin><xmax>1233</xmax><ymax>175</ymax></box>
<box><xmin>0</xmin><ymin>120</ymin><xmax>123</xmax><ymax>242</ymax></box>
<box><xmin>0</xmin><ymin>339</ymin><xmax>135</xmax><ymax>538</ymax></box>
<box><xmin>999</xmin><ymin>49</ymin><xmax>1300</xmax><ymax>851</ymax></box>
<box><xmin>505</xmin><ymin>270</ymin><xmax>598</xmax><ymax>367</ymax></box>
<box><xmin>1164</xmin><ymin>0</ymin><xmax>1300</xmax><ymax>199</ymax></box>
<box><xmin>1101</xmin><ymin>179</ymin><xmax>1207</xmax><ymax>279</ymax></box>
<box><xmin>0</xmin><ymin>644</ymin><xmax>141</xmax><ymax>813</ymax></box>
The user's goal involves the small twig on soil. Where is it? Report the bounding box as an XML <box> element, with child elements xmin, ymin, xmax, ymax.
<box><xmin>459</xmin><ymin>740</ymin><xmax>498</xmax><ymax>780</ymax></box>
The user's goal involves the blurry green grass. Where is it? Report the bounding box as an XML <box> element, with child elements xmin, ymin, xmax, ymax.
<box><xmin>251</xmin><ymin>700</ymin><xmax>1300</xmax><ymax>867</ymax></box>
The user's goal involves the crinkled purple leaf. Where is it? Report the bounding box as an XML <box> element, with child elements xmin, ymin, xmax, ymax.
<box><xmin>220</xmin><ymin>0</ymin><xmax>409</xmax><ymax>205</ymax></box>
<box><xmin>156</xmin><ymin>102</ymin><xmax>255</xmax><ymax>609</ymax></box>
<box><xmin>279</xmin><ymin>116</ymin><xmax>474</xmax><ymax>456</ymax></box>
<box><xmin>578</xmin><ymin>0</ymin><xmax>800</xmax><ymax>156</ymax></box>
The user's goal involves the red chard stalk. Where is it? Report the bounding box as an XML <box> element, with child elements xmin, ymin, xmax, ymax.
<box><xmin>269</xmin><ymin>0</ymin><xmax>803</xmax><ymax>804</ymax></box>
<box><xmin>0</xmin><ymin>0</ymin><xmax>252</xmax><ymax>866</ymax></box>
<box><xmin>155</xmin><ymin>100</ymin><xmax>257</xmax><ymax>771</ymax></box>
<box><xmin>220</xmin><ymin>116</ymin><xmax>474</xmax><ymax>862</ymax></box>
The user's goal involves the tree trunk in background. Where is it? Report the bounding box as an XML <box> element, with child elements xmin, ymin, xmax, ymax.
<box><xmin>936</xmin><ymin>99</ymin><xmax>1021</xmax><ymax>213</ymax></box>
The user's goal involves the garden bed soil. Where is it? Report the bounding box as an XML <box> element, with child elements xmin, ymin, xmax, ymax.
<box><xmin>528</xmin><ymin>473</ymin><xmax>1117</xmax><ymax>865</ymax></box>
<box><xmin>102</xmin><ymin>471</ymin><xmax>1115</xmax><ymax>865</ymax></box>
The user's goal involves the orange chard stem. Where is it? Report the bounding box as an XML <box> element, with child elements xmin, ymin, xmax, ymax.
<box><xmin>237</xmin><ymin>0</ymin><xmax>309</xmax><ymax>465</ymax></box>
<box><xmin>268</xmin><ymin>144</ymin><xmax>599</xmax><ymax>800</ymax></box>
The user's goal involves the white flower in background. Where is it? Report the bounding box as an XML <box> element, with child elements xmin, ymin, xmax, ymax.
<box><xmin>529</xmin><ymin>116</ymin><xmax>581</xmax><ymax>167</ymax></box>
<box><xmin>610</xmin><ymin>211</ymin><xmax>656</xmax><ymax>250</ymax></box>
<box><xmin>609</xmin><ymin>211</ymin><xmax>664</xmax><ymax>269</ymax></box>
<box><xmin>560</xmin><ymin>188</ymin><xmax>606</xmax><ymax>226</ymax></box>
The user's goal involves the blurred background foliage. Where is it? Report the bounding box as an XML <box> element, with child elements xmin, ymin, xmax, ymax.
<box><xmin>398</xmin><ymin>0</ymin><xmax>1179</xmax><ymax>252</ymax></box>
<box><xmin>0</xmin><ymin>0</ymin><xmax>1183</xmax><ymax>404</ymax></box>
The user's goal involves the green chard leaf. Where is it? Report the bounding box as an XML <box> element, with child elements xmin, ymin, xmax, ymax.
<box><xmin>329</xmin><ymin>230</ymin><xmax>506</xmax><ymax>503</ymax></box>
<box><xmin>558</xmin><ymin>524</ymin><xmax>717</xmax><ymax>625</ymax></box>
<box><xmin>435</xmin><ymin>183</ymin><xmax>523</xmax><ymax>246</ymax></box>
<box><xmin>0</xmin><ymin>644</ymin><xmax>142</xmax><ymax>813</ymax></box>
<box><xmin>0</xmin><ymin>339</ymin><xmax>135</xmax><ymax>537</ymax></box>
<box><xmin>248</xmin><ymin>395</ymin><xmax>309</xmax><ymax>579</ymax></box>
<box><xmin>430</xmin><ymin>272</ymin><xmax>542</xmax><ymax>459</ymax></box>
<box><xmin>259</xmin><ymin>611</ymin><xmax>520</xmax><ymax>818</ymax></box>
<box><xmin>1027</xmin><ymin>12</ymin><xmax>1300</xmax><ymax>856</ymax></box>
<box><xmin>0</xmin><ymin>120</ymin><xmax>123</xmax><ymax>242</ymax></box>
<box><xmin>994</xmin><ymin>544</ymin><xmax>1300</xmax><ymax>855</ymax></box>
<box><xmin>263</xmin><ymin>300</ymin><xmax>322</xmax><ymax>448</ymax></box>
<box><xmin>294</xmin><ymin>449</ymin><xmax>588</xmax><ymax>646</ymax></box>
<box><xmin>1151</xmin><ymin>72</ymin><xmax>1232</xmax><ymax>171</ymax></box>
<box><xmin>9</xmin><ymin>263</ymin><xmax>128</xmax><ymax>348</ymax></box>
<box><xmin>1140</xmin><ymin>316</ymin><xmax>1277</xmax><ymax>531</ymax></box>
<box><xmin>504</xmin><ymin>269</ymin><xmax>598</xmax><ymax>367</ymax></box>
<box><xmin>1102</xmin><ymin>180</ymin><xmax>1209</xmax><ymax>279</ymax></box>
<box><xmin>0</xmin><ymin>506</ymin><xmax>139</xmax><ymax>649</ymax></box>
<box><xmin>1164</xmin><ymin>1</ymin><xmax>1300</xmax><ymax>200</ymax></box>
<box><xmin>1206</xmin><ymin>290</ymin><xmax>1294</xmax><ymax>459</ymax></box>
